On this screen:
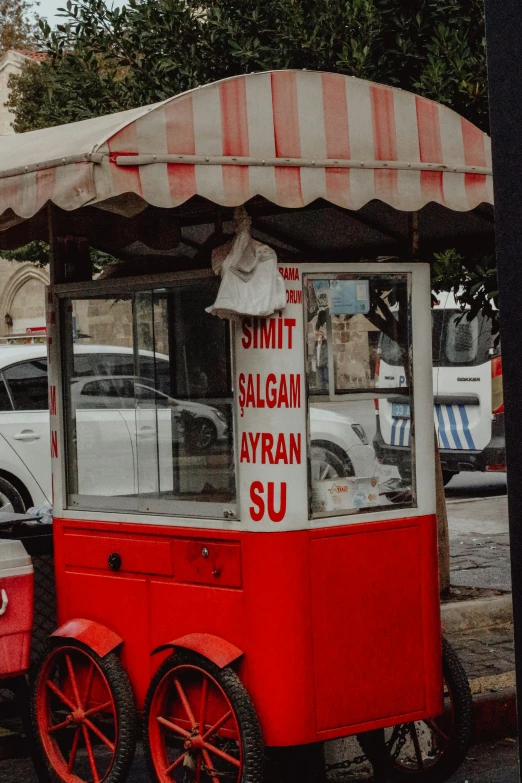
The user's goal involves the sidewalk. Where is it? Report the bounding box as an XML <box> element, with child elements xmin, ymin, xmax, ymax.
<box><xmin>444</xmin><ymin>494</ymin><xmax>516</xmax><ymax>742</ymax></box>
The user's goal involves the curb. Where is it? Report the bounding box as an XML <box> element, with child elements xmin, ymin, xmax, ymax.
<box><xmin>441</xmin><ymin>593</ymin><xmax>513</xmax><ymax>633</ymax></box>
<box><xmin>472</xmin><ymin>686</ymin><xmax>517</xmax><ymax>744</ymax></box>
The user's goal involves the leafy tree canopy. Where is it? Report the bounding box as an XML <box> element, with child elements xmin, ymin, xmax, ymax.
<box><xmin>0</xmin><ymin>0</ymin><xmax>40</xmax><ymax>54</ymax></box>
<box><xmin>5</xmin><ymin>0</ymin><xmax>494</xmax><ymax>320</ymax></box>
<box><xmin>8</xmin><ymin>0</ymin><xmax>488</xmax><ymax>132</ymax></box>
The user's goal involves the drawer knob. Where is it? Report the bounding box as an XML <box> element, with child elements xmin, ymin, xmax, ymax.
<box><xmin>108</xmin><ymin>552</ymin><xmax>122</xmax><ymax>572</ymax></box>
<box><xmin>201</xmin><ymin>548</ymin><xmax>209</xmax><ymax>559</ymax></box>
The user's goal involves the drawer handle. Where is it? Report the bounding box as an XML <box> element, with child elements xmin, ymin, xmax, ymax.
<box><xmin>108</xmin><ymin>553</ymin><xmax>122</xmax><ymax>572</ymax></box>
<box><xmin>0</xmin><ymin>589</ymin><xmax>8</xmax><ymax>616</ymax></box>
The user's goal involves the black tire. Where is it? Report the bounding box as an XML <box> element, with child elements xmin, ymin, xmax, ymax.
<box><xmin>31</xmin><ymin>640</ymin><xmax>137</xmax><ymax>783</ymax></box>
<box><xmin>311</xmin><ymin>443</ymin><xmax>354</xmax><ymax>480</ymax></box>
<box><xmin>0</xmin><ymin>476</ymin><xmax>26</xmax><ymax>512</ymax></box>
<box><xmin>382</xmin><ymin>638</ymin><xmax>472</xmax><ymax>783</ymax></box>
<box><xmin>144</xmin><ymin>649</ymin><xmax>265</xmax><ymax>783</ymax></box>
<box><xmin>442</xmin><ymin>471</ymin><xmax>458</xmax><ymax>488</ymax></box>
<box><xmin>186</xmin><ymin>419</ymin><xmax>218</xmax><ymax>452</ymax></box>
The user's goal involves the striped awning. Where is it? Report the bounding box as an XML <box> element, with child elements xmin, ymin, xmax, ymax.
<box><xmin>0</xmin><ymin>70</ymin><xmax>493</xmax><ymax>231</ymax></box>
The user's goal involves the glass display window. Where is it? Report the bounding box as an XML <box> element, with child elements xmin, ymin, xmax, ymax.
<box><xmin>304</xmin><ymin>272</ymin><xmax>416</xmax><ymax>518</ymax></box>
<box><xmin>62</xmin><ymin>279</ymin><xmax>236</xmax><ymax>519</ymax></box>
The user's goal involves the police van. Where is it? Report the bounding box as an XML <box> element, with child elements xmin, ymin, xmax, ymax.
<box><xmin>373</xmin><ymin>292</ymin><xmax>505</xmax><ymax>486</ymax></box>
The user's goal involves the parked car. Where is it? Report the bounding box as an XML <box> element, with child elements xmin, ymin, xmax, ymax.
<box><xmin>0</xmin><ymin>344</ymin><xmax>378</xmax><ymax>512</ymax></box>
<box><xmin>70</xmin><ymin>376</ymin><xmax>228</xmax><ymax>452</ymax></box>
<box><xmin>309</xmin><ymin>405</ymin><xmax>376</xmax><ymax>480</ymax></box>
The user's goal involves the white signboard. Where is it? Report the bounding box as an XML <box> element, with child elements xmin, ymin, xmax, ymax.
<box><xmin>236</xmin><ymin>264</ymin><xmax>309</xmax><ymax>531</ymax></box>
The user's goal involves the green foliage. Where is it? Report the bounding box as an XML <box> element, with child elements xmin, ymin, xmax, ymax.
<box><xmin>7</xmin><ymin>0</ymin><xmax>488</xmax><ymax>132</ymax></box>
<box><xmin>1</xmin><ymin>241</ymin><xmax>119</xmax><ymax>271</ymax></box>
<box><xmin>0</xmin><ymin>0</ymin><xmax>40</xmax><ymax>54</ymax></box>
<box><xmin>6</xmin><ymin>60</ymin><xmax>54</xmax><ymax>133</ymax></box>
<box><xmin>432</xmin><ymin>248</ymin><xmax>499</xmax><ymax>334</ymax></box>
<box><xmin>1</xmin><ymin>240</ymin><xmax>49</xmax><ymax>265</ymax></box>
<box><xmin>5</xmin><ymin>1</ymin><xmax>493</xmax><ymax>305</ymax></box>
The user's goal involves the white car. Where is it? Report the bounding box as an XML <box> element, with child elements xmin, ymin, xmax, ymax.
<box><xmin>0</xmin><ymin>344</ymin><xmax>377</xmax><ymax>512</ymax></box>
<box><xmin>309</xmin><ymin>405</ymin><xmax>376</xmax><ymax>480</ymax></box>
<box><xmin>70</xmin><ymin>376</ymin><xmax>228</xmax><ymax>452</ymax></box>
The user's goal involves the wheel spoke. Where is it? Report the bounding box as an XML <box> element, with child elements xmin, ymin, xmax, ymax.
<box><xmin>195</xmin><ymin>755</ymin><xmax>202</xmax><ymax>783</ymax></box>
<box><xmin>409</xmin><ymin>723</ymin><xmax>424</xmax><ymax>770</ymax></box>
<box><xmin>82</xmin><ymin>663</ymin><xmax>96</xmax><ymax>709</ymax></box>
<box><xmin>82</xmin><ymin>724</ymin><xmax>100</xmax><ymax>783</ymax></box>
<box><xmin>67</xmin><ymin>727</ymin><xmax>81</xmax><ymax>774</ymax></box>
<box><xmin>202</xmin><ymin>710</ymin><xmax>233</xmax><ymax>741</ymax></box>
<box><xmin>424</xmin><ymin>718</ymin><xmax>450</xmax><ymax>744</ymax></box>
<box><xmin>65</xmin><ymin>654</ymin><xmax>82</xmax><ymax>708</ymax></box>
<box><xmin>47</xmin><ymin>717</ymin><xmax>72</xmax><ymax>735</ymax></box>
<box><xmin>204</xmin><ymin>740</ymin><xmax>241</xmax><ymax>768</ymax></box>
<box><xmin>173</xmin><ymin>677</ymin><xmax>197</xmax><ymax>727</ymax></box>
<box><xmin>199</xmin><ymin>676</ymin><xmax>208</xmax><ymax>734</ymax></box>
<box><xmin>165</xmin><ymin>751</ymin><xmax>188</xmax><ymax>775</ymax></box>
<box><xmin>46</xmin><ymin>679</ymin><xmax>76</xmax><ymax>711</ymax></box>
<box><xmin>84</xmin><ymin>700</ymin><xmax>114</xmax><ymax>720</ymax></box>
<box><xmin>202</xmin><ymin>748</ymin><xmax>221</xmax><ymax>783</ymax></box>
<box><xmin>84</xmin><ymin>717</ymin><xmax>115</xmax><ymax>752</ymax></box>
<box><xmin>157</xmin><ymin>715</ymin><xmax>191</xmax><ymax>738</ymax></box>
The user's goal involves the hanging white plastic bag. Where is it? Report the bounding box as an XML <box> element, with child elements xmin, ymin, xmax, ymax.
<box><xmin>206</xmin><ymin>207</ymin><xmax>286</xmax><ymax>319</ymax></box>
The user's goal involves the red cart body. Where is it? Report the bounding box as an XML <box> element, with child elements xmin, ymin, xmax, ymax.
<box><xmin>0</xmin><ymin>541</ymin><xmax>33</xmax><ymax>678</ymax></box>
<box><xmin>53</xmin><ymin>514</ymin><xmax>441</xmax><ymax>746</ymax></box>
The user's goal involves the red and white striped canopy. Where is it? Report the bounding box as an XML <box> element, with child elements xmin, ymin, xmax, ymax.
<box><xmin>0</xmin><ymin>70</ymin><xmax>493</xmax><ymax>231</ymax></box>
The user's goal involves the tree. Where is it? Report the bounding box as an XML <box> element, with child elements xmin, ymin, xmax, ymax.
<box><xmin>0</xmin><ymin>0</ymin><xmax>40</xmax><ymax>54</ymax></box>
<box><xmin>8</xmin><ymin>0</ymin><xmax>488</xmax><ymax>131</ymax></box>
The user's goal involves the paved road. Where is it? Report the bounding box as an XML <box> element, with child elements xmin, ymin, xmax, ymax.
<box><xmin>2</xmin><ymin>739</ymin><xmax>520</xmax><ymax>782</ymax></box>
<box><xmin>446</xmin><ymin>471</ymin><xmax>507</xmax><ymax>500</ymax></box>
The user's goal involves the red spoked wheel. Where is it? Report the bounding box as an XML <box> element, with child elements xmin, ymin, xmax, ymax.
<box><xmin>32</xmin><ymin>641</ymin><xmax>136</xmax><ymax>783</ymax></box>
<box><xmin>144</xmin><ymin>649</ymin><xmax>265</xmax><ymax>783</ymax></box>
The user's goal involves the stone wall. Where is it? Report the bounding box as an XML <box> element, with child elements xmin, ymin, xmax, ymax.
<box><xmin>0</xmin><ymin>258</ymin><xmax>49</xmax><ymax>337</ymax></box>
<box><xmin>0</xmin><ymin>50</ymin><xmax>33</xmax><ymax>135</ymax></box>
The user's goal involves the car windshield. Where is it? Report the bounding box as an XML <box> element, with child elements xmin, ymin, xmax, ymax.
<box><xmin>381</xmin><ymin>309</ymin><xmax>493</xmax><ymax>368</ymax></box>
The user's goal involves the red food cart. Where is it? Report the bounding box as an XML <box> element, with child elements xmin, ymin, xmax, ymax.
<box><xmin>0</xmin><ymin>70</ymin><xmax>493</xmax><ymax>783</ymax></box>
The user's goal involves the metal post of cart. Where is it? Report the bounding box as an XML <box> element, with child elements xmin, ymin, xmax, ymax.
<box><xmin>485</xmin><ymin>2</ymin><xmax>522</xmax><ymax>773</ymax></box>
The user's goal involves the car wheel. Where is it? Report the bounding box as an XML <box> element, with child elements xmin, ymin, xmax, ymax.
<box><xmin>0</xmin><ymin>477</ymin><xmax>25</xmax><ymax>513</ymax></box>
<box><xmin>311</xmin><ymin>444</ymin><xmax>354</xmax><ymax>480</ymax></box>
<box><xmin>442</xmin><ymin>470</ymin><xmax>458</xmax><ymax>487</ymax></box>
<box><xmin>186</xmin><ymin>419</ymin><xmax>218</xmax><ymax>452</ymax></box>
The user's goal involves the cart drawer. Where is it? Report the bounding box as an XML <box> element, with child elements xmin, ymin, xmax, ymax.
<box><xmin>62</xmin><ymin>533</ymin><xmax>173</xmax><ymax>576</ymax></box>
<box><xmin>173</xmin><ymin>540</ymin><xmax>242</xmax><ymax>588</ymax></box>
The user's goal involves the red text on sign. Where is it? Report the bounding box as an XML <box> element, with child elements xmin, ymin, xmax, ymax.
<box><xmin>279</xmin><ymin>267</ymin><xmax>300</xmax><ymax>281</ymax></box>
<box><xmin>49</xmin><ymin>385</ymin><xmax>57</xmax><ymax>416</ymax></box>
<box><xmin>238</xmin><ymin>373</ymin><xmax>301</xmax><ymax>412</ymax></box>
<box><xmin>249</xmin><ymin>481</ymin><xmax>287</xmax><ymax>522</ymax></box>
<box><xmin>51</xmin><ymin>431</ymin><xmax>58</xmax><ymax>459</ymax></box>
<box><xmin>240</xmin><ymin>432</ymin><xmax>301</xmax><ymax>464</ymax></box>
<box><xmin>242</xmin><ymin>314</ymin><xmax>296</xmax><ymax>350</ymax></box>
<box><xmin>286</xmin><ymin>289</ymin><xmax>302</xmax><ymax>304</ymax></box>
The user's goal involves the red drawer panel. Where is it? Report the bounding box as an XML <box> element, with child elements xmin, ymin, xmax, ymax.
<box><xmin>63</xmin><ymin>533</ymin><xmax>173</xmax><ymax>576</ymax></box>
<box><xmin>173</xmin><ymin>540</ymin><xmax>242</xmax><ymax>588</ymax></box>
